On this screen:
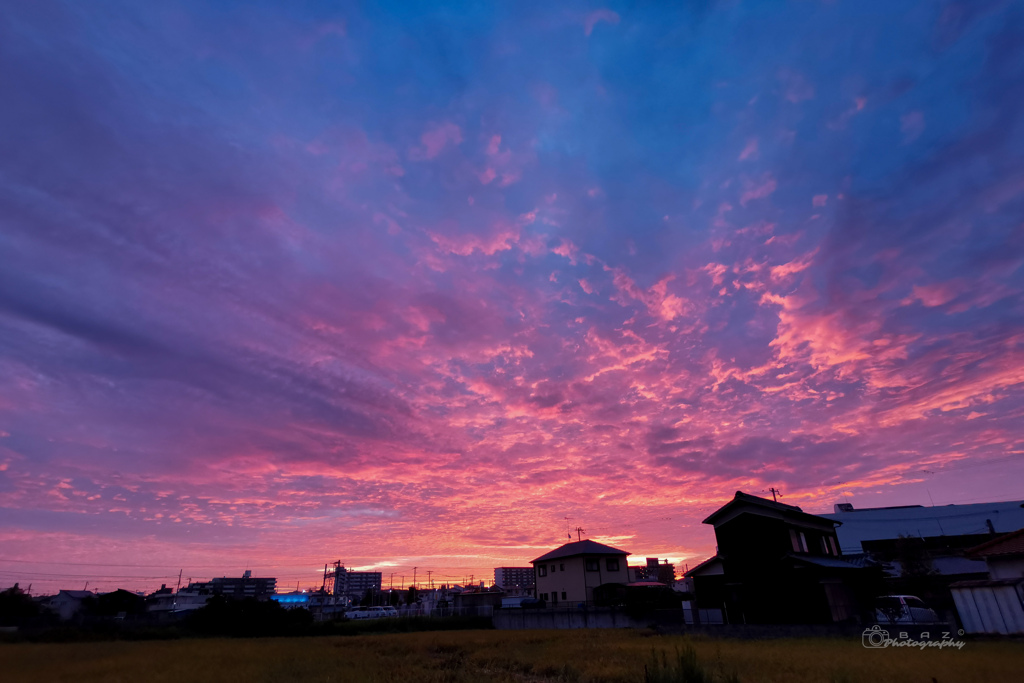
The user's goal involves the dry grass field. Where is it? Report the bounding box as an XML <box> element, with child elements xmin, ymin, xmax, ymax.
<box><xmin>1</xmin><ymin>629</ymin><xmax>1021</xmax><ymax>683</ymax></box>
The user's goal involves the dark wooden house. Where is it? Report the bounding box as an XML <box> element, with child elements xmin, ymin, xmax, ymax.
<box><xmin>688</xmin><ymin>491</ymin><xmax>880</xmax><ymax>624</ymax></box>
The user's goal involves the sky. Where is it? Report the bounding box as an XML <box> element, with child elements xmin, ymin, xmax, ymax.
<box><xmin>1</xmin><ymin>0</ymin><xmax>1023</xmax><ymax>594</ymax></box>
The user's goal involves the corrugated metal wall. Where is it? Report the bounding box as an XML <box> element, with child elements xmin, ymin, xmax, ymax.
<box><xmin>951</xmin><ymin>585</ymin><xmax>1024</xmax><ymax>635</ymax></box>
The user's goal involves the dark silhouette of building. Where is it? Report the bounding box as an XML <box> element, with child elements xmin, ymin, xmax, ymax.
<box><xmin>329</xmin><ymin>562</ymin><xmax>382</xmax><ymax>599</ymax></box>
<box><xmin>687</xmin><ymin>491</ymin><xmax>878</xmax><ymax>624</ymax></box>
<box><xmin>633</xmin><ymin>558</ymin><xmax>675</xmax><ymax>584</ymax></box>
<box><xmin>494</xmin><ymin>567</ymin><xmax>535</xmax><ymax>592</ymax></box>
<box><xmin>206</xmin><ymin>570</ymin><xmax>277</xmax><ymax>601</ymax></box>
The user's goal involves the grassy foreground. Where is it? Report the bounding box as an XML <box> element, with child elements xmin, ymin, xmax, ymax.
<box><xmin>1</xmin><ymin>628</ymin><xmax>1020</xmax><ymax>683</ymax></box>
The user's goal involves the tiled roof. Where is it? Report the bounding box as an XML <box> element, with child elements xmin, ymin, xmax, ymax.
<box><xmin>966</xmin><ymin>527</ymin><xmax>1024</xmax><ymax>558</ymax></box>
<box><xmin>531</xmin><ymin>539</ymin><xmax>630</xmax><ymax>563</ymax></box>
<box><xmin>702</xmin><ymin>490</ymin><xmax>836</xmax><ymax>527</ymax></box>
<box><xmin>787</xmin><ymin>554</ymin><xmax>863</xmax><ymax>570</ymax></box>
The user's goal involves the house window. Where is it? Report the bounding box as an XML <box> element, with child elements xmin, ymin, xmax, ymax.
<box><xmin>585</xmin><ymin>559</ymin><xmax>600</xmax><ymax>572</ymax></box>
<box><xmin>606</xmin><ymin>558</ymin><xmax>620</xmax><ymax>571</ymax></box>
<box><xmin>541</xmin><ymin>593</ymin><xmax>548</xmax><ymax>601</ymax></box>
<box><xmin>538</xmin><ymin>566</ymin><xmax>547</xmax><ymax>577</ymax></box>
<box><xmin>559</xmin><ymin>563</ymin><xmax>565</xmax><ymax>571</ymax></box>
<box><xmin>561</xmin><ymin>592</ymin><xmax>567</xmax><ymax>600</ymax></box>
<box><xmin>799</xmin><ymin>531</ymin><xmax>808</xmax><ymax>553</ymax></box>
<box><xmin>550</xmin><ymin>564</ymin><xmax>556</xmax><ymax>573</ymax></box>
<box><xmin>829</xmin><ymin>537</ymin><xmax>839</xmax><ymax>556</ymax></box>
<box><xmin>820</xmin><ymin>536</ymin><xmax>829</xmax><ymax>555</ymax></box>
<box><xmin>551</xmin><ymin>593</ymin><xmax>558</xmax><ymax>605</ymax></box>
<box><xmin>790</xmin><ymin>529</ymin><xmax>801</xmax><ymax>552</ymax></box>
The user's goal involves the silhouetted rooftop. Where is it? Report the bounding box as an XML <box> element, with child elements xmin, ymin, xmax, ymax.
<box><xmin>531</xmin><ymin>539</ymin><xmax>630</xmax><ymax>563</ymax></box>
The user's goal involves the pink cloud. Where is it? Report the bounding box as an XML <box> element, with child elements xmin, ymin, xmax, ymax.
<box><xmin>409</xmin><ymin>122</ymin><xmax>463</xmax><ymax>160</ymax></box>
<box><xmin>779</xmin><ymin>69</ymin><xmax>815</xmax><ymax>103</ymax></box>
<box><xmin>903</xmin><ymin>281</ymin><xmax>960</xmax><ymax>308</ymax></box>
<box><xmin>552</xmin><ymin>239</ymin><xmax>581</xmax><ymax>265</ymax></box>
<box><xmin>740</xmin><ymin>175</ymin><xmax>777</xmax><ymax>206</ymax></box>
<box><xmin>486</xmin><ymin>135</ymin><xmax>502</xmax><ymax>156</ymax></box>
<box><xmin>812</xmin><ymin>194</ymin><xmax>827</xmax><ymax>207</ymax></box>
<box><xmin>738</xmin><ymin>138</ymin><xmax>759</xmax><ymax>161</ymax></box>
<box><xmin>583</xmin><ymin>9</ymin><xmax>620</xmax><ymax>36</ymax></box>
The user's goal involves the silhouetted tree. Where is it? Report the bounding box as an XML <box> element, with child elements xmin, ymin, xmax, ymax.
<box><xmin>81</xmin><ymin>589</ymin><xmax>147</xmax><ymax>619</ymax></box>
<box><xmin>184</xmin><ymin>596</ymin><xmax>312</xmax><ymax>637</ymax></box>
<box><xmin>0</xmin><ymin>584</ymin><xmax>40</xmax><ymax>627</ymax></box>
<box><xmin>894</xmin><ymin>535</ymin><xmax>935</xmax><ymax>578</ymax></box>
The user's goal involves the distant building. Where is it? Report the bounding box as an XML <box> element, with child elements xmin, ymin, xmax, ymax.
<box><xmin>38</xmin><ymin>590</ymin><xmax>94</xmax><ymax>621</ymax></box>
<box><xmin>494</xmin><ymin>567</ymin><xmax>535</xmax><ymax>593</ymax></box>
<box><xmin>146</xmin><ymin>583</ymin><xmax>211</xmax><ymax>614</ymax></box>
<box><xmin>531</xmin><ymin>539</ymin><xmax>631</xmax><ymax>606</ymax></box>
<box><xmin>686</xmin><ymin>491</ymin><xmax>877</xmax><ymax>624</ymax></box>
<box><xmin>823</xmin><ymin>499</ymin><xmax>1024</xmax><ymax>569</ymax></box>
<box><xmin>452</xmin><ymin>586</ymin><xmax>504</xmax><ymax>615</ymax></box>
<box><xmin>330</xmin><ymin>563</ymin><xmax>382</xmax><ymax>599</ymax></box>
<box><xmin>207</xmin><ymin>570</ymin><xmax>277</xmax><ymax>600</ymax></box>
<box><xmin>632</xmin><ymin>558</ymin><xmax>675</xmax><ymax>584</ymax></box>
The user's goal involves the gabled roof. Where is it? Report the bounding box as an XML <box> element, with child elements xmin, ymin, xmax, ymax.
<box><xmin>683</xmin><ymin>555</ymin><xmax>723</xmax><ymax>577</ymax></box>
<box><xmin>966</xmin><ymin>527</ymin><xmax>1024</xmax><ymax>559</ymax></box>
<box><xmin>57</xmin><ymin>590</ymin><xmax>95</xmax><ymax>599</ymax></box>
<box><xmin>531</xmin><ymin>539</ymin><xmax>630</xmax><ymax>564</ymax></box>
<box><xmin>702</xmin><ymin>491</ymin><xmax>838</xmax><ymax>529</ymax></box>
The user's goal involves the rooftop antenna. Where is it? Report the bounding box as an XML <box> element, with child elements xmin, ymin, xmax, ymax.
<box><xmin>564</xmin><ymin>515</ymin><xmax>572</xmax><ymax>540</ymax></box>
<box><xmin>766</xmin><ymin>487</ymin><xmax>782</xmax><ymax>503</ymax></box>
<box><xmin>574</xmin><ymin>526</ymin><xmax>586</xmax><ymax>542</ymax></box>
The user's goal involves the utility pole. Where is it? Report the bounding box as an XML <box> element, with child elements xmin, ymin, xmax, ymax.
<box><xmin>390</xmin><ymin>573</ymin><xmax>394</xmax><ymax>590</ymax></box>
<box><xmin>412</xmin><ymin>567</ymin><xmax>417</xmax><ymax>590</ymax></box>
<box><xmin>768</xmin><ymin>487</ymin><xmax>781</xmax><ymax>502</ymax></box>
<box><xmin>427</xmin><ymin>570</ymin><xmax>433</xmax><ymax>590</ymax></box>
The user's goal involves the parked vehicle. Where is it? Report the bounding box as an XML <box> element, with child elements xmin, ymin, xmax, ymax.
<box><xmin>346</xmin><ymin>605</ymin><xmax>399</xmax><ymax>619</ymax></box>
<box><xmin>874</xmin><ymin>595</ymin><xmax>941</xmax><ymax>624</ymax></box>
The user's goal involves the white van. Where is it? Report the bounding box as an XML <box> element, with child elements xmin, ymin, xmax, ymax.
<box><xmin>347</xmin><ymin>605</ymin><xmax>399</xmax><ymax>619</ymax></box>
<box><xmin>874</xmin><ymin>595</ymin><xmax>941</xmax><ymax>624</ymax></box>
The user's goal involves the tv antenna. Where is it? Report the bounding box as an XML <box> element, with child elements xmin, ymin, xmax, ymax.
<box><xmin>766</xmin><ymin>487</ymin><xmax>782</xmax><ymax>502</ymax></box>
<box><xmin>574</xmin><ymin>526</ymin><xmax>586</xmax><ymax>542</ymax></box>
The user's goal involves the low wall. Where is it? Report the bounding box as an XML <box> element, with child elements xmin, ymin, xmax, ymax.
<box><xmin>494</xmin><ymin>607</ymin><xmax>646</xmax><ymax>630</ymax></box>
<box><xmin>495</xmin><ymin>608</ymin><xmax>957</xmax><ymax>640</ymax></box>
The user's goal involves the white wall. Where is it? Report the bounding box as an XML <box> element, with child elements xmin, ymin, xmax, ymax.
<box><xmin>988</xmin><ymin>556</ymin><xmax>1024</xmax><ymax>580</ymax></box>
